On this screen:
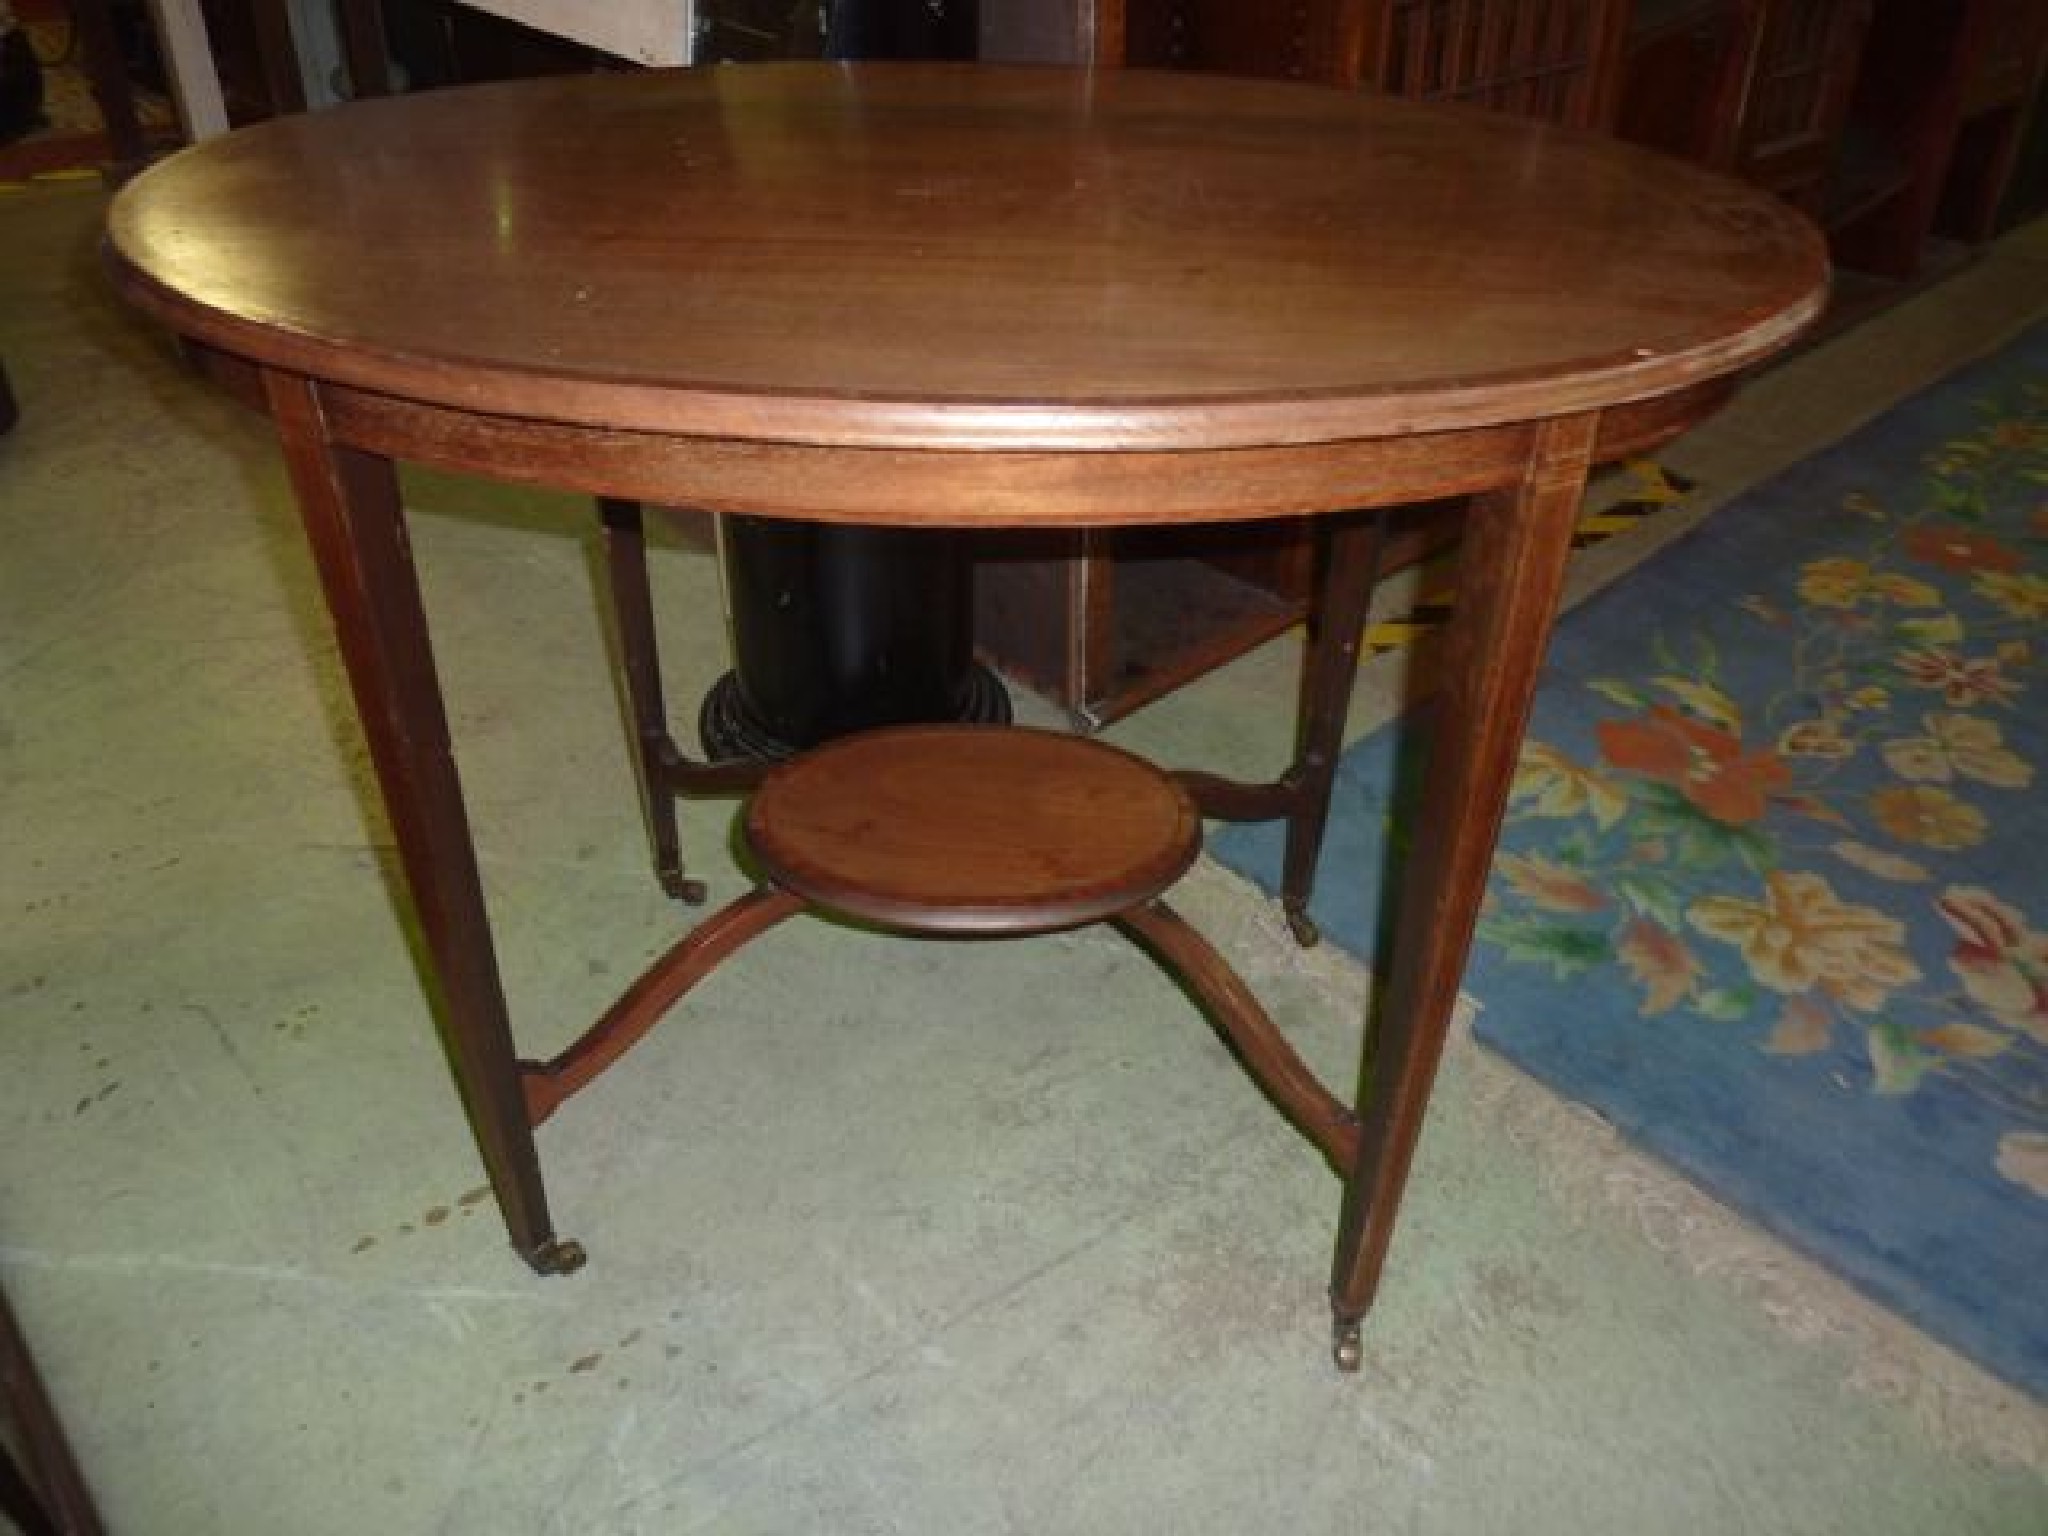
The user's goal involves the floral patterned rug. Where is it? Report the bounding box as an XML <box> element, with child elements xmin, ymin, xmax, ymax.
<box><xmin>1211</xmin><ymin>320</ymin><xmax>2048</xmax><ymax>1400</ymax></box>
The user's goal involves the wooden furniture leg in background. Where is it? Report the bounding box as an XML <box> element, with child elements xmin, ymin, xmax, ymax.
<box><xmin>1280</xmin><ymin>511</ymin><xmax>1385</xmax><ymax>945</ymax></box>
<box><xmin>1328</xmin><ymin>413</ymin><xmax>1596</xmax><ymax>1369</ymax></box>
<box><xmin>1</xmin><ymin>1282</ymin><xmax>103</xmax><ymax>1535</ymax></box>
<box><xmin>246</xmin><ymin>0</ymin><xmax>304</xmax><ymax>113</ymax></box>
<box><xmin>262</xmin><ymin>371</ymin><xmax>583</xmax><ymax>1278</ymax></box>
<box><xmin>595</xmin><ymin>498</ymin><xmax>768</xmax><ymax>902</ymax></box>
<box><xmin>333</xmin><ymin>0</ymin><xmax>394</xmax><ymax>98</ymax></box>
<box><xmin>1173</xmin><ymin>510</ymin><xmax>1384</xmax><ymax>946</ymax></box>
<box><xmin>67</xmin><ymin>0</ymin><xmax>147</xmax><ymax>170</ymax></box>
<box><xmin>598</xmin><ymin>496</ymin><xmax>699</xmax><ymax>903</ymax></box>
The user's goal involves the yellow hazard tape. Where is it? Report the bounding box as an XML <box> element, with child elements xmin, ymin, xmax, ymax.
<box><xmin>1365</xmin><ymin>622</ymin><xmax>1436</xmax><ymax>648</ymax></box>
<box><xmin>1367</xmin><ymin>466</ymin><xmax>1691</xmax><ymax>651</ymax></box>
<box><xmin>1</xmin><ymin>168</ymin><xmax>104</xmax><ymax>193</ymax></box>
<box><xmin>1621</xmin><ymin>458</ymin><xmax>1689</xmax><ymax>505</ymax></box>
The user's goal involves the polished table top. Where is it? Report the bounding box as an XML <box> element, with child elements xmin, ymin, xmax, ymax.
<box><xmin>107</xmin><ymin>63</ymin><xmax>1827</xmax><ymax>468</ymax></box>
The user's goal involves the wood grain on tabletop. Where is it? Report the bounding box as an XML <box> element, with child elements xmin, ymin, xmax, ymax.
<box><xmin>104</xmin><ymin>63</ymin><xmax>1828</xmax><ymax>454</ymax></box>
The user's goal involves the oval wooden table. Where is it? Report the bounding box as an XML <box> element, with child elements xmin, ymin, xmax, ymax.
<box><xmin>104</xmin><ymin>63</ymin><xmax>1828</xmax><ymax>1370</ymax></box>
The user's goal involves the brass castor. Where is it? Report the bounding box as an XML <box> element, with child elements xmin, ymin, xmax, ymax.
<box><xmin>658</xmin><ymin>867</ymin><xmax>709</xmax><ymax>906</ymax></box>
<box><xmin>1284</xmin><ymin>904</ymin><xmax>1321</xmax><ymax>949</ymax></box>
<box><xmin>524</xmin><ymin>1236</ymin><xmax>588</xmax><ymax>1277</ymax></box>
<box><xmin>1332</xmin><ymin>1316</ymin><xmax>1364</xmax><ymax>1373</ymax></box>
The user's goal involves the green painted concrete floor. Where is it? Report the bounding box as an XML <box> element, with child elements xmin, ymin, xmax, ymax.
<box><xmin>4</xmin><ymin>176</ymin><xmax>2047</xmax><ymax>1533</ymax></box>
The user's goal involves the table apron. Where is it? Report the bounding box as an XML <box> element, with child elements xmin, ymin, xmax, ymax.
<box><xmin>196</xmin><ymin>350</ymin><xmax>1727</xmax><ymax>524</ymax></box>
<box><xmin>325</xmin><ymin>384</ymin><xmax>1542</xmax><ymax>524</ymax></box>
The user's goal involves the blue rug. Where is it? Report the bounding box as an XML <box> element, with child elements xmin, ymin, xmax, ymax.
<box><xmin>1211</xmin><ymin>322</ymin><xmax>2048</xmax><ymax>1400</ymax></box>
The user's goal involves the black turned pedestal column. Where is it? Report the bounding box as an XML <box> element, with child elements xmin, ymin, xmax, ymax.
<box><xmin>700</xmin><ymin>519</ymin><xmax>1010</xmax><ymax>758</ymax></box>
<box><xmin>696</xmin><ymin>0</ymin><xmax>1006</xmax><ymax>761</ymax></box>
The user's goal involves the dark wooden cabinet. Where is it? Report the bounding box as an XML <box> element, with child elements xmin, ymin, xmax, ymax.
<box><xmin>976</xmin><ymin>508</ymin><xmax>1449</xmax><ymax>727</ymax></box>
<box><xmin>977</xmin><ymin>525</ymin><xmax>1309</xmax><ymax>729</ymax></box>
<box><xmin>1118</xmin><ymin>0</ymin><xmax>1353</xmax><ymax>82</ymax></box>
<box><xmin>1616</xmin><ymin>0</ymin><xmax>2048</xmax><ymax>273</ymax></box>
<box><xmin>1829</xmin><ymin>0</ymin><xmax>2048</xmax><ymax>275</ymax></box>
<box><xmin>1115</xmin><ymin>0</ymin><xmax>1632</xmax><ymax>116</ymax></box>
<box><xmin>1997</xmin><ymin>40</ymin><xmax>2048</xmax><ymax>226</ymax></box>
<box><xmin>1618</xmin><ymin>0</ymin><xmax>1752</xmax><ymax>163</ymax></box>
<box><xmin>1618</xmin><ymin>1</ymin><xmax>1871</xmax><ymax>212</ymax></box>
<box><xmin>1344</xmin><ymin>0</ymin><xmax>1630</xmax><ymax>126</ymax></box>
<box><xmin>1732</xmin><ymin>0</ymin><xmax>1873</xmax><ymax>212</ymax></box>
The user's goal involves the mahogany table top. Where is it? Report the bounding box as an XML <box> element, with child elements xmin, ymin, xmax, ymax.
<box><xmin>106</xmin><ymin>63</ymin><xmax>1828</xmax><ymax>460</ymax></box>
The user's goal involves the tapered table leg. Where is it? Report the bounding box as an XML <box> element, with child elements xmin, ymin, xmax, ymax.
<box><xmin>1328</xmin><ymin>413</ymin><xmax>1596</xmax><ymax>1369</ymax></box>
<box><xmin>1169</xmin><ymin>511</ymin><xmax>1384</xmax><ymax>938</ymax></box>
<box><xmin>598</xmin><ymin>497</ymin><xmax>704</xmax><ymax>904</ymax></box>
<box><xmin>264</xmin><ymin>371</ymin><xmax>581</xmax><ymax>1277</ymax></box>
<box><xmin>1280</xmin><ymin>511</ymin><xmax>1385</xmax><ymax>946</ymax></box>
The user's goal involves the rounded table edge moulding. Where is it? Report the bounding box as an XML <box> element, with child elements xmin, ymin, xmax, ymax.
<box><xmin>99</xmin><ymin>248</ymin><xmax>1832</xmax><ymax>457</ymax></box>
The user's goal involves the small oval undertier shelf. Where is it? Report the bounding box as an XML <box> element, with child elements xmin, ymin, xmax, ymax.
<box><xmin>525</xmin><ymin>723</ymin><xmax>1355</xmax><ymax>1192</ymax></box>
<box><xmin>745</xmin><ymin>725</ymin><xmax>1201</xmax><ymax>934</ymax></box>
